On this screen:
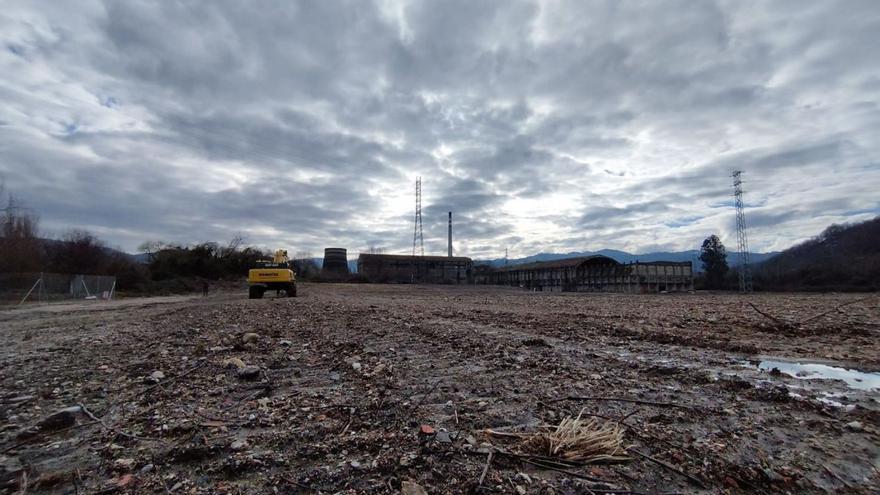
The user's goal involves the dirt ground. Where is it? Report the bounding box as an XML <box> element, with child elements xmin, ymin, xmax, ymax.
<box><xmin>1</xmin><ymin>284</ymin><xmax>878</xmax><ymax>494</ymax></box>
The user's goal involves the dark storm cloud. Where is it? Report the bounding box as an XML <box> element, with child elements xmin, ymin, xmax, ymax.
<box><xmin>1</xmin><ymin>0</ymin><xmax>879</xmax><ymax>257</ymax></box>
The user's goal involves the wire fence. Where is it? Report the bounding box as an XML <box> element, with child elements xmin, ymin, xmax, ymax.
<box><xmin>0</xmin><ymin>272</ymin><xmax>116</xmax><ymax>305</ymax></box>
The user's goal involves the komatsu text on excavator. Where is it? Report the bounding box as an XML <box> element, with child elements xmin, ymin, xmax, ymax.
<box><xmin>248</xmin><ymin>249</ymin><xmax>297</xmax><ymax>299</ymax></box>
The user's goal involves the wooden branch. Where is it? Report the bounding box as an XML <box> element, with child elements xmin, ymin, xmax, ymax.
<box><xmin>630</xmin><ymin>449</ymin><xmax>705</xmax><ymax>489</ymax></box>
<box><xmin>78</xmin><ymin>403</ymin><xmax>164</xmax><ymax>443</ymax></box>
<box><xmin>413</xmin><ymin>379</ymin><xmax>442</xmax><ymax>412</ymax></box>
<box><xmin>747</xmin><ymin>302</ymin><xmax>787</xmax><ymax>326</ymax></box>
<box><xmin>799</xmin><ymin>297</ymin><xmax>873</xmax><ymax>325</ymax></box>
<box><xmin>477</xmin><ymin>451</ymin><xmax>493</xmax><ymax>489</ymax></box>
<box><xmin>546</xmin><ymin>396</ymin><xmax>696</xmax><ymax>411</ymax></box>
<box><xmin>138</xmin><ymin>360</ymin><xmax>208</xmax><ymax>396</ymax></box>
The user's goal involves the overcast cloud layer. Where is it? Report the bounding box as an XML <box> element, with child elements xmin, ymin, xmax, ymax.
<box><xmin>1</xmin><ymin>0</ymin><xmax>878</xmax><ymax>258</ymax></box>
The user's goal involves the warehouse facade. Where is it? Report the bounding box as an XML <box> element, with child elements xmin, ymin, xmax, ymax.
<box><xmin>357</xmin><ymin>254</ymin><xmax>473</xmax><ymax>284</ymax></box>
<box><xmin>476</xmin><ymin>256</ymin><xmax>693</xmax><ymax>293</ymax></box>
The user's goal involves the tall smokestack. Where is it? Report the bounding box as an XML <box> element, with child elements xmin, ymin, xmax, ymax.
<box><xmin>447</xmin><ymin>211</ymin><xmax>453</xmax><ymax>257</ymax></box>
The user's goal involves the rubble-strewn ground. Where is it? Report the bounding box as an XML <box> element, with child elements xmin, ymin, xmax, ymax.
<box><xmin>1</xmin><ymin>284</ymin><xmax>878</xmax><ymax>494</ymax></box>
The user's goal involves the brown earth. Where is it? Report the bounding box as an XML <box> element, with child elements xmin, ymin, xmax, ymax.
<box><xmin>1</xmin><ymin>284</ymin><xmax>878</xmax><ymax>494</ymax></box>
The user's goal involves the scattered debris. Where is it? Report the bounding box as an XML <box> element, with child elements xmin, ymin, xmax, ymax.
<box><xmin>0</xmin><ymin>285</ymin><xmax>876</xmax><ymax>493</ymax></box>
<box><xmin>237</xmin><ymin>365</ymin><xmax>260</xmax><ymax>380</ymax></box>
<box><xmin>401</xmin><ymin>480</ymin><xmax>428</xmax><ymax>495</ymax></box>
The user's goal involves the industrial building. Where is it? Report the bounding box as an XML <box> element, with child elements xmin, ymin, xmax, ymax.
<box><xmin>476</xmin><ymin>256</ymin><xmax>693</xmax><ymax>293</ymax></box>
<box><xmin>357</xmin><ymin>254</ymin><xmax>473</xmax><ymax>284</ymax></box>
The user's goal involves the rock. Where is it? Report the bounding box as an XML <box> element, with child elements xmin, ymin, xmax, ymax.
<box><xmin>590</xmin><ymin>373</ymin><xmax>602</xmax><ymax>380</ymax></box>
<box><xmin>37</xmin><ymin>406</ymin><xmax>81</xmax><ymax>431</ymax></box>
<box><xmin>115</xmin><ymin>474</ymin><xmax>134</xmax><ymax>488</ymax></box>
<box><xmin>113</xmin><ymin>458</ymin><xmax>136</xmax><ymax>471</ymax></box>
<box><xmin>230</xmin><ymin>439</ymin><xmax>249</xmax><ymax>451</ymax></box>
<box><xmin>435</xmin><ymin>430</ymin><xmax>451</xmax><ymax>443</ymax></box>
<box><xmin>846</xmin><ymin>421</ymin><xmax>863</xmax><ymax>431</ymax></box>
<box><xmin>223</xmin><ymin>357</ymin><xmax>246</xmax><ymax>370</ymax></box>
<box><xmin>351</xmin><ymin>362</ymin><xmax>362</xmax><ymax>371</ymax></box>
<box><xmin>401</xmin><ymin>480</ymin><xmax>428</xmax><ymax>495</ymax></box>
<box><xmin>148</xmin><ymin>371</ymin><xmax>165</xmax><ymax>383</ymax></box>
<box><xmin>237</xmin><ymin>365</ymin><xmax>260</xmax><ymax>380</ymax></box>
<box><xmin>1</xmin><ymin>456</ymin><xmax>24</xmax><ymax>484</ymax></box>
<box><xmin>419</xmin><ymin>424</ymin><xmax>435</xmax><ymax>435</ymax></box>
<box><xmin>279</xmin><ymin>339</ymin><xmax>292</xmax><ymax>346</ymax></box>
<box><xmin>399</xmin><ymin>453</ymin><xmax>417</xmax><ymax>467</ymax></box>
<box><xmin>242</xmin><ymin>333</ymin><xmax>259</xmax><ymax>344</ymax></box>
<box><xmin>350</xmin><ymin>460</ymin><xmax>361</xmax><ymax>469</ymax></box>
<box><xmin>516</xmin><ymin>472</ymin><xmax>532</xmax><ymax>484</ymax></box>
<box><xmin>515</xmin><ymin>486</ymin><xmax>526</xmax><ymax>495</ymax></box>
<box><xmin>764</xmin><ymin>469</ymin><xmax>784</xmax><ymax>483</ymax></box>
<box><xmin>139</xmin><ymin>464</ymin><xmax>154</xmax><ymax>474</ymax></box>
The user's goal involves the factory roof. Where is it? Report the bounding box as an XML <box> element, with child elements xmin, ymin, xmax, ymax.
<box><xmin>497</xmin><ymin>255</ymin><xmax>619</xmax><ymax>271</ymax></box>
<box><xmin>358</xmin><ymin>253</ymin><xmax>472</xmax><ymax>262</ymax></box>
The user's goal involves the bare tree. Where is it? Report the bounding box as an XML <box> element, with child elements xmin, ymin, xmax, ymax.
<box><xmin>0</xmin><ymin>182</ymin><xmax>41</xmax><ymax>272</ymax></box>
<box><xmin>221</xmin><ymin>232</ymin><xmax>246</xmax><ymax>258</ymax></box>
<box><xmin>137</xmin><ymin>240</ymin><xmax>166</xmax><ymax>263</ymax></box>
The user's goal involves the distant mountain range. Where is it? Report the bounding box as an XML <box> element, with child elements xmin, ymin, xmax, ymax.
<box><xmin>474</xmin><ymin>248</ymin><xmax>778</xmax><ymax>272</ymax></box>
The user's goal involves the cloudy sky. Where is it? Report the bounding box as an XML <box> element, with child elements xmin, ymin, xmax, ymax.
<box><xmin>1</xmin><ymin>1</ymin><xmax>878</xmax><ymax>258</ymax></box>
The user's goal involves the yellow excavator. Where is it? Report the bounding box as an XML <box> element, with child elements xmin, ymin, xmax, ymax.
<box><xmin>248</xmin><ymin>249</ymin><xmax>297</xmax><ymax>299</ymax></box>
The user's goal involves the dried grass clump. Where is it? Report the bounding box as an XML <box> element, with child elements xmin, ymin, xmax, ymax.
<box><xmin>489</xmin><ymin>410</ymin><xmax>629</xmax><ymax>464</ymax></box>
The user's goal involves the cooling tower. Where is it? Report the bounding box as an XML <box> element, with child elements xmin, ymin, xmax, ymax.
<box><xmin>321</xmin><ymin>247</ymin><xmax>350</xmax><ymax>277</ymax></box>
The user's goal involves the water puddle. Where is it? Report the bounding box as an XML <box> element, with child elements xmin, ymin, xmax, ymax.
<box><xmin>756</xmin><ymin>360</ymin><xmax>880</xmax><ymax>391</ymax></box>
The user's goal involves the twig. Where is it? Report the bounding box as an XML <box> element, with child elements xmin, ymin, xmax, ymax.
<box><xmin>822</xmin><ymin>464</ymin><xmax>854</xmax><ymax>489</ymax></box>
<box><xmin>457</xmin><ymin>448</ymin><xmax>614</xmax><ymax>483</ymax></box>
<box><xmin>413</xmin><ymin>379</ymin><xmax>442</xmax><ymax>412</ymax></box>
<box><xmin>547</xmin><ymin>396</ymin><xmax>696</xmax><ymax>411</ymax></box>
<box><xmin>747</xmin><ymin>302</ymin><xmax>787</xmax><ymax>326</ymax></box>
<box><xmin>77</xmin><ymin>403</ymin><xmax>163</xmax><ymax>443</ymax></box>
<box><xmin>339</xmin><ymin>415</ymin><xmax>353</xmax><ymax>436</ymax></box>
<box><xmin>18</xmin><ymin>469</ymin><xmax>27</xmax><ymax>495</ymax></box>
<box><xmin>617</xmin><ymin>408</ymin><xmax>640</xmax><ymax>426</ymax></box>
<box><xmin>799</xmin><ymin>297</ymin><xmax>873</xmax><ymax>325</ymax></box>
<box><xmin>138</xmin><ymin>360</ymin><xmax>208</xmax><ymax>396</ymax></box>
<box><xmin>519</xmin><ymin>457</ymin><xmax>605</xmax><ymax>482</ymax></box>
<box><xmin>630</xmin><ymin>449</ymin><xmax>705</xmax><ymax>489</ymax></box>
<box><xmin>1</xmin><ymin>420</ymin><xmax>101</xmax><ymax>454</ymax></box>
<box><xmin>477</xmin><ymin>451</ymin><xmax>493</xmax><ymax>489</ymax></box>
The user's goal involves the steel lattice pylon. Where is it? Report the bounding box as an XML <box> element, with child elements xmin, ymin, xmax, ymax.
<box><xmin>732</xmin><ymin>170</ymin><xmax>753</xmax><ymax>293</ymax></box>
<box><xmin>412</xmin><ymin>177</ymin><xmax>424</xmax><ymax>256</ymax></box>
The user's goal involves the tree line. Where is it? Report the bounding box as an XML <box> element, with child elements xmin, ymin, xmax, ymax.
<box><xmin>0</xmin><ymin>183</ymin><xmax>307</xmax><ymax>293</ymax></box>
<box><xmin>696</xmin><ymin>216</ymin><xmax>879</xmax><ymax>291</ymax></box>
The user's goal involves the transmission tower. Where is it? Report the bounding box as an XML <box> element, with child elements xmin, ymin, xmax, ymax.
<box><xmin>732</xmin><ymin>170</ymin><xmax>753</xmax><ymax>293</ymax></box>
<box><xmin>412</xmin><ymin>177</ymin><xmax>424</xmax><ymax>256</ymax></box>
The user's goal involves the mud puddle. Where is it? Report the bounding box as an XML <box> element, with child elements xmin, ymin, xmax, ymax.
<box><xmin>753</xmin><ymin>359</ymin><xmax>880</xmax><ymax>391</ymax></box>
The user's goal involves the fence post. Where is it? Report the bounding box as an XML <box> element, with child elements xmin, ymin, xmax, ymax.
<box><xmin>18</xmin><ymin>275</ymin><xmax>43</xmax><ymax>306</ymax></box>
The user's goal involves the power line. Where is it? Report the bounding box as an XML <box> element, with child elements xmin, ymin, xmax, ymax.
<box><xmin>732</xmin><ymin>170</ymin><xmax>753</xmax><ymax>293</ymax></box>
